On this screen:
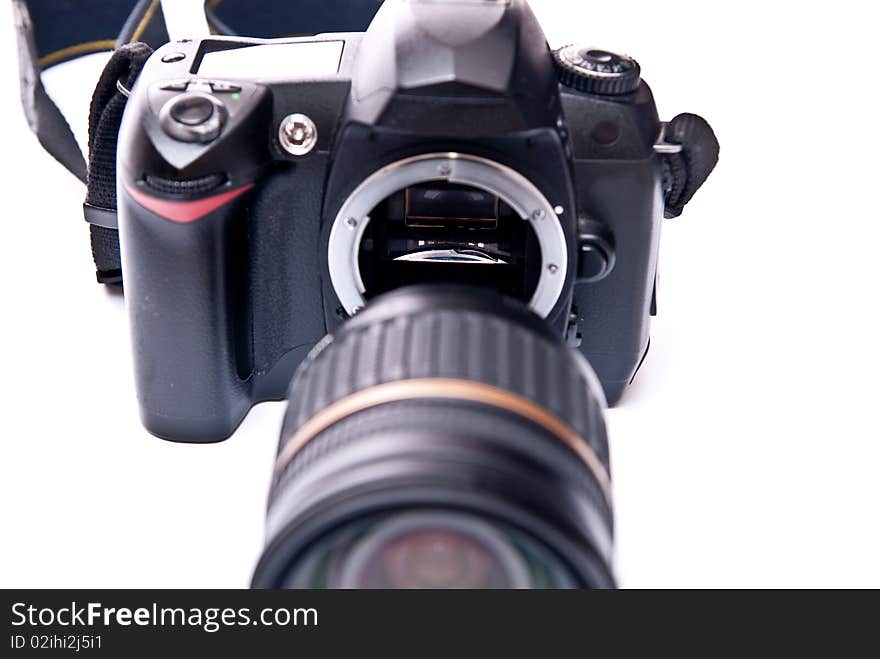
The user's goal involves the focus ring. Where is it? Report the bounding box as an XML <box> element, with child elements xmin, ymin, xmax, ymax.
<box><xmin>275</xmin><ymin>290</ymin><xmax>608</xmax><ymax>488</ymax></box>
<box><xmin>271</xmin><ymin>399</ymin><xmax>613</xmax><ymax>526</ymax></box>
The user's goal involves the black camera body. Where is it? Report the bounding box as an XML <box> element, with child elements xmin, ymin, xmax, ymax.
<box><xmin>118</xmin><ymin>0</ymin><xmax>713</xmax><ymax>442</ymax></box>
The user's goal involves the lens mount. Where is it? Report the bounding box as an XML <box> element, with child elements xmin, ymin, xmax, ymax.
<box><xmin>327</xmin><ymin>153</ymin><xmax>568</xmax><ymax>318</ymax></box>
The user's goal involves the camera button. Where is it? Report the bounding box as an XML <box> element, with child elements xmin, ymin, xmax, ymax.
<box><xmin>210</xmin><ymin>81</ymin><xmax>242</xmax><ymax>94</ymax></box>
<box><xmin>554</xmin><ymin>45</ymin><xmax>641</xmax><ymax>96</ymax></box>
<box><xmin>576</xmin><ymin>234</ymin><xmax>615</xmax><ymax>283</ymax></box>
<box><xmin>160</xmin><ymin>92</ymin><xmax>228</xmax><ymax>143</ymax></box>
<box><xmin>160</xmin><ymin>80</ymin><xmax>191</xmax><ymax>92</ymax></box>
<box><xmin>169</xmin><ymin>94</ymin><xmax>216</xmax><ymax>126</ymax></box>
<box><xmin>578</xmin><ymin>244</ymin><xmax>610</xmax><ymax>282</ymax></box>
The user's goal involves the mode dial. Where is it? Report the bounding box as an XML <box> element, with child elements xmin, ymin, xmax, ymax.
<box><xmin>553</xmin><ymin>46</ymin><xmax>641</xmax><ymax>96</ymax></box>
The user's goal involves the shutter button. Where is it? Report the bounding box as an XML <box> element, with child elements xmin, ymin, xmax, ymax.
<box><xmin>170</xmin><ymin>95</ymin><xmax>215</xmax><ymax>125</ymax></box>
<box><xmin>160</xmin><ymin>92</ymin><xmax>228</xmax><ymax>144</ymax></box>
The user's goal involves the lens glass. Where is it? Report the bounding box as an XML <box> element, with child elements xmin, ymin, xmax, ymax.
<box><xmin>284</xmin><ymin>510</ymin><xmax>576</xmax><ymax>589</ymax></box>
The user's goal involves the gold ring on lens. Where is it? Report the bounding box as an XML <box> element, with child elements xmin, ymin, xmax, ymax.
<box><xmin>273</xmin><ymin>378</ymin><xmax>612</xmax><ymax>505</ymax></box>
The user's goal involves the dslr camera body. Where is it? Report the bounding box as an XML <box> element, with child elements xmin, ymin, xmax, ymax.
<box><xmin>117</xmin><ymin>0</ymin><xmax>717</xmax><ymax>442</ymax></box>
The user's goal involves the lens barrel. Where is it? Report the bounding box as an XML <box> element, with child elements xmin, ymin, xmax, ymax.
<box><xmin>252</xmin><ymin>286</ymin><xmax>615</xmax><ymax>589</ymax></box>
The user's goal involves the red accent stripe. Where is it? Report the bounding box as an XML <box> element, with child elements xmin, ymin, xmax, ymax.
<box><xmin>124</xmin><ymin>182</ymin><xmax>254</xmax><ymax>223</ymax></box>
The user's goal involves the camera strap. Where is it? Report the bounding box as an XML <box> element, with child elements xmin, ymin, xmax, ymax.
<box><xmin>660</xmin><ymin>114</ymin><xmax>720</xmax><ymax>220</ymax></box>
<box><xmin>13</xmin><ymin>0</ymin><xmax>384</xmax><ymax>284</ymax></box>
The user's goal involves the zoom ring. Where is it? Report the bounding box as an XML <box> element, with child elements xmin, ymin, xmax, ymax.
<box><xmin>276</xmin><ymin>301</ymin><xmax>609</xmax><ymax>488</ymax></box>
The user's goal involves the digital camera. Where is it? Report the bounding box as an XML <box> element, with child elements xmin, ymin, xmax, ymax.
<box><xmin>117</xmin><ymin>0</ymin><xmax>717</xmax><ymax>444</ymax></box>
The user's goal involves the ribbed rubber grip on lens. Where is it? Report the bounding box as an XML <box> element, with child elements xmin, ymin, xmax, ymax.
<box><xmin>277</xmin><ymin>293</ymin><xmax>609</xmax><ymax>484</ymax></box>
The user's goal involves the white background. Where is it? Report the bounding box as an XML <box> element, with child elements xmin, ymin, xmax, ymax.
<box><xmin>1</xmin><ymin>0</ymin><xmax>878</xmax><ymax>588</ymax></box>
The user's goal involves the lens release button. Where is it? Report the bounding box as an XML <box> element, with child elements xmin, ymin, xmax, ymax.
<box><xmin>576</xmin><ymin>231</ymin><xmax>615</xmax><ymax>283</ymax></box>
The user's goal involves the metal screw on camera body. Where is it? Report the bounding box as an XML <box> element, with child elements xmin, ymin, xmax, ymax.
<box><xmin>279</xmin><ymin>113</ymin><xmax>318</xmax><ymax>156</ymax></box>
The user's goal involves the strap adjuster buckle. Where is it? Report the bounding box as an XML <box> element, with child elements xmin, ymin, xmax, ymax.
<box><xmin>83</xmin><ymin>203</ymin><xmax>118</xmax><ymax>230</ymax></box>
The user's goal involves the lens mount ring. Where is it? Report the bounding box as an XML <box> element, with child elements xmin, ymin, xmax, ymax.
<box><xmin>327</xmin><ymin>153</ymin><xmax>568</xmax><ymax>319</ymax></box>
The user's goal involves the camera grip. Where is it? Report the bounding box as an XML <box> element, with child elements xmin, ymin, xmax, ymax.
<box><xmin>118</xmin><ymin>184</ymin><xmax>254</xmax><ymax>442</ymax></box>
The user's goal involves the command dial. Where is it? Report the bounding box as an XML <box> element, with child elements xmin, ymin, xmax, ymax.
<box><xmin>553</xmin><ymin>46</ymin><xmax>641</xmax><ymax>96</ymax></box>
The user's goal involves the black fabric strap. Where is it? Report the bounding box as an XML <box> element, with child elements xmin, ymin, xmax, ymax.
<box><xmin>86</xmin><ymin>42</ymin><xmax>154</xmax><ymax>284</ymax></box>
<box><xmin>16</xmin><ymin>0</ymin><xmax>385</xmax><ymax>68</ymax></box>
<box><xmin>13</xmin><ymin>1</ymin><xmax>90</xmax><ymax>182</ymax></box>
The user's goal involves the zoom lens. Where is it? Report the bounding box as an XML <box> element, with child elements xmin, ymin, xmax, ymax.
<box><xmin>252</xmin><ymin>286</ymin><xmax>614</xmax><ymax>589</ymax></box>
